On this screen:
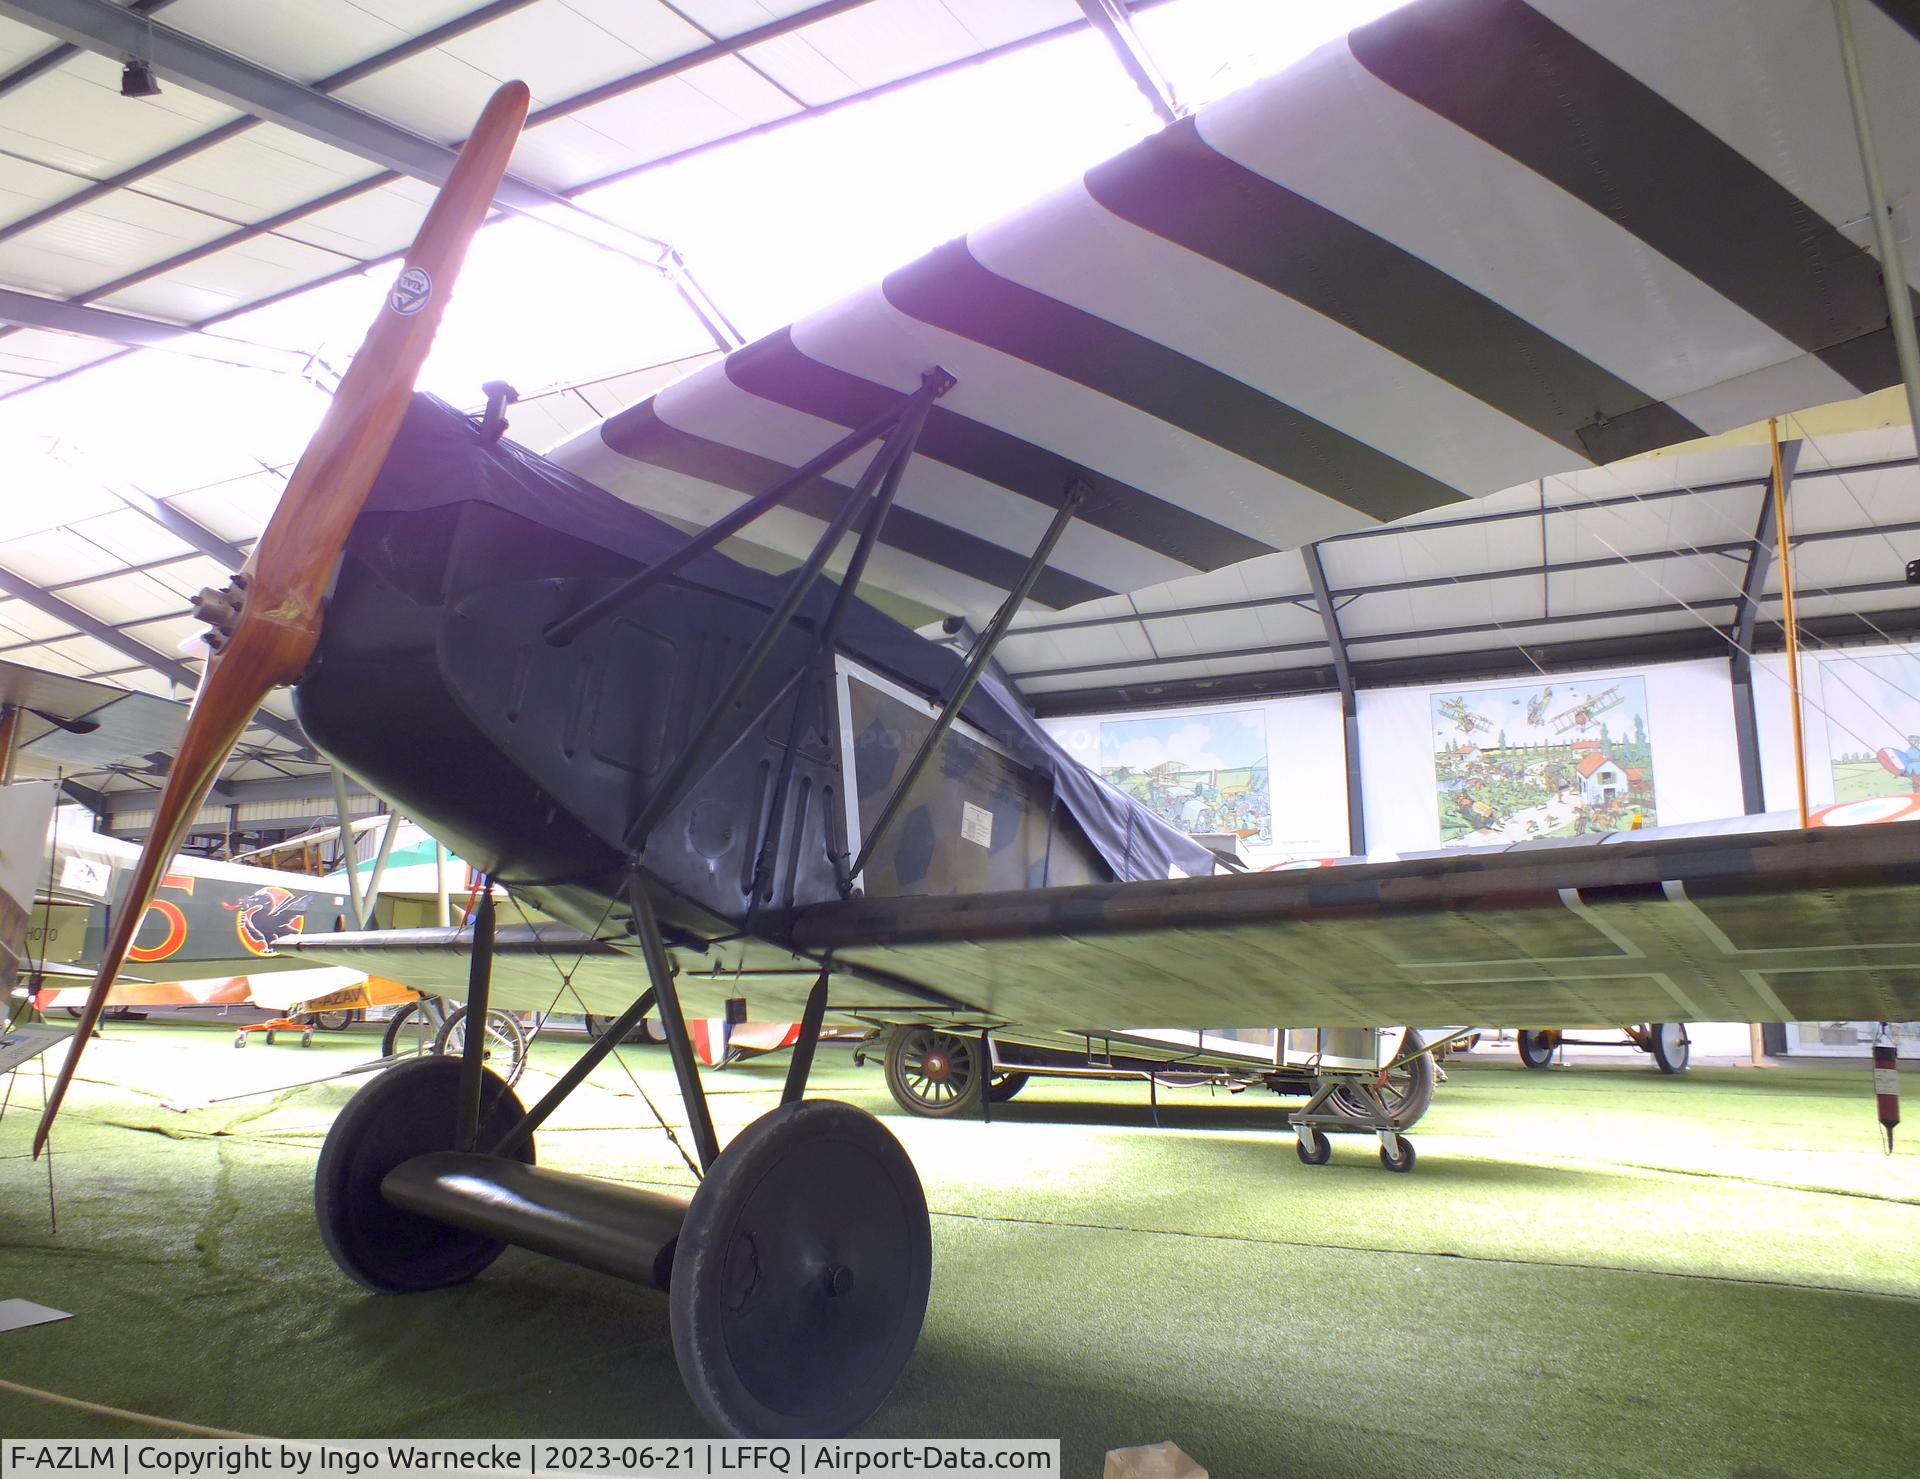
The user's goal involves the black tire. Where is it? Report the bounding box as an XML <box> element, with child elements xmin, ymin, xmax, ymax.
<box><xmin>1329</xmin><ymin>1028</ymin><xmax>1437</xmax><ymax>1128</ymax></box>
<box><xmin>882</xmin><ymin>1027</ymin><xmax>985</xmax><ymax>1117</ymax></box>
<box><xmin>670</xmin><ymin>1099</ymin><xmax>931</xmax><ymax>1438</ymax></box>
<box><xmin>1517</xmin><ymin>1030</ymin><xmax>1557</xmax><ymax>1070</ymax></box>
<box><xmin>1380</xmin><ymin>1137</ymin><xmax>1416</xmax><ymax>1173</ymax></box>
<box><xmin>985</xmin><ymin>1071</ymin><xmax>1028</xmax><ymax>1103</ymax></box>
<box><xmin>381</xmin><ymin>1000</ymin><xmax>438</xmax><ymax>1059</ymax></box>
<box><xmin>314</xmin><ymin>1056</ymin><xmax>533</xmax><ymax>1293</ymax></box>
<box><xmin>1649</xmin><ymin>1022</ymin><xmax>1690</xmax><ymax>1075</ymax></box>
<box><xmin>310</xmin><ymin>1009</ymin><xmax>357</xmax><ymax>1032</ymax></box>
<box><xmin>1295</xmin><ymin>1127</ymin><xmax>1331</xmax><ymax>1165</ymax></box>
<box><xmin>434</xmin><ymin>1006</ymin><xmax>528</xmax><ymax>1089</ymax></box>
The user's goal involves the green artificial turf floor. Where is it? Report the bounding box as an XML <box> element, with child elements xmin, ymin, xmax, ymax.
<box><xmin>2</xmin><ymin>1022</ymin><xmax>1917</xmax><ymax>1478</ymax></box>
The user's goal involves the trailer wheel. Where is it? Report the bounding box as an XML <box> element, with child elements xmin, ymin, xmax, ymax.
<box><xmin>1517</xmin><ymin>1030</ymin><xmax>1557</xmax><ymax>1069</ymax></box>
<box><xmin>1649</xmin><ymin>1023</ymin><xmax>1690</xmax><ymax>1074</ymax></box>
<box><xmin>1379</xmin><ymin>1137</ymin><xmax>1416</xmax><ymax>1173</ymax></box>
<box><xmin>1295</xmin><ymin>1127</ymin><xmax>1331</xmax><ymax>1165</ymax></box>
<box><xmin>1329</xmin><ymin>1028</ymin><xmax>1436</xmax><ymax>1128</ymax></box>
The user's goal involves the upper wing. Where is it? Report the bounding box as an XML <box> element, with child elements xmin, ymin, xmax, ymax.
<box><xmin>786</xmin><ymin>823</ymin><xmax>1920</xmax><ymax>1029</ymax></box>
<box><xmin>0</xmin><ymin>658</ymin><xmax>187</xmax><ymax>769</ymax></box>
<box><xmin>551</xmin><ymin>0</ymin><xmax>1920</xmax><ymax>625</ymax></box>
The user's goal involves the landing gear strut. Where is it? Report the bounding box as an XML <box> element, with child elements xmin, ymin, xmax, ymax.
<box><xmin>312</xmin><ymin>883</ymin><xmax>931</xmax><ymax>1438</ymax></box>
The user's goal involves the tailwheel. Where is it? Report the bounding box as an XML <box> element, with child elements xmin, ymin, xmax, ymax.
<box><xmin>314</xmin><ymin>1055</ymin><xmax>533</xmax><ymax>1293</ymax></box>
<box><xmin>1517</xmin><ymin>1030</ymin><xmax>1557</xmax><ymax>1069</ymax></box>
<box><xmin>435</xmin><ymin>1005</ymin><xmax>529</xmax><ymax>1088</ymax></box>
<box><xmin>670</xmin><ymin>1099</ymin><xmax>931</xmax><ymax>1438</ymax></box>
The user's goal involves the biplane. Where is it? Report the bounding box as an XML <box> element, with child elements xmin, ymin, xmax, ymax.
<box><xmin>37</xmin><ymin>0</ymin><xmax>1920</xmax><ymax>1442</ymax></box>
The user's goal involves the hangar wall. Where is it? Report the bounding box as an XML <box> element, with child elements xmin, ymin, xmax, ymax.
<box><xmin>1038</xmin><ymin>639</ymin><xmax>1920</xmax><ymax>868</ymax></box>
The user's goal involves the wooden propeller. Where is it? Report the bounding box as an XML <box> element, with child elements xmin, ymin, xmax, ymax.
<box><xmin>33</xmin><ymin>81</ymin><xmax>532</xmax><ymax>1157</ymax></box>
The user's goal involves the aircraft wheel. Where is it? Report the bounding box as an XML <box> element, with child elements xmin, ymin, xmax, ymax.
<box><xmin>1295</xmin><ymin>1127</ymin><xmax>1331</xmax><ymax>1166</ymax></box>
<box><xmin>314</xmin><ymin>1056</ymin><xmax>533</xmax><ymax>1293</ymax></box>
<box><xmin>310</xmin><ymin>1009</ymin><xmax>357</xmax><ymax>1032</ymax></box>
<box><xmin>301</xmin><ymin>1030</ymin><xmax>314</xmax><ymax>1049</ymax></box>
<box><xmin>265</xmin><ymin>1029</ymin><xmax>276</xmax><ymax>1046</ymax></box>
<box><xmin>883</xmin><ymin>1027</ymin><xmax>984</xmax><ymax>1117</ymax></box>
<box><xmin>670</xmin><ymin>1099</ymin><xmax>930</xmax><ymax>1438</ymax></box>
<box><xmin>381</xmin><ymin>1000</ymin><xmax>438</xmax><ymax>1059</ymax></box>
<box><xmin>1517</xmin><ymin>1030</ymin><xmax>1557</xmax><ymax>1070</ymax></box>
<box><xmin>1380</xmin><ymin>1137</ymin><xmax>1416</xmax><ymax>1173</ymax></box>
<box><xmin>434</xmin><ymin>1006</ymin><xmax>528</xmax><ymax>1088</ymax></box>
<box><xmin>1649</xmin><ymin>1023</ymin><xmax>1690</xmax><ymax>1075</ymax></box>
<box><xmin>233</xmin><ymin>1032</ymin><xmax>246</xmax><ymax>1049</ymax></box>
<box><xmin>1329</xmin><ymin>1028</ymin><xmax>1436</xmax><ymax>1128</ymax></box>
<box><xmin>986</xmin><ymin>1070</ymin><xmax>1028</xmax><ymax>1103</ymax></box>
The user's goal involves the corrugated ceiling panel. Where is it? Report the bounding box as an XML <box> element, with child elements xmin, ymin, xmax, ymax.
<box><xmin>998</xmin><ymin>621</ymin><xmax>1161</xmax><ymax>678</ymax></box>
<box><xmin>566</xmin><ymin>56</ymin><xmax>796</xmax><ymax>162</ymax></box>
<box><xmin>768</xmin><ymin>0</ymin><xmax>983</xmax><ymax>87</ymax></box>
<box><xmin>0</xmin><ymin>151</ymin><xmax>85</xmax><ymax>227</ymax></box>
<box><xmin>166</xmin><ymin>472</ymin><xmax>288</xmax><ymax>542</ymax></box>
<box><xmin>0</xmin><ymin>186</ymin><xmax>244</xmax><ymax>298</ymax></box>
<box><xmin>1350</xmin><ymin>610</ymin><xmax>1715</xmax><ymax>667</ymax></box>
<box><xmin>0</xmin><ymin>368</ymin><xmax>38</xmax><ymax>394</ymax></box>
<box><xmin>734</xmin><ymin>30</ymin><xmax>865</xmax><ymax>108</ymax></box>
<box><xmin>557</xmin><ymin>0</ymin><xmax>708</xmax><ymax>59</ymax></box>
<box><xmin>1547</xmin><ymin>553</ymin><xmax>1740</xmax><ymax>619</ymax></box>
<box><xmin>274</xmin><ymin>176</ymin><xmax>435</xmax><ymax>260</ymax></box>
<box><xmin>435</xmin><ymin>0</ymin><xmax>674</xmax><ymax>104</ymax></box>
<box><xmin>0</xmin><ymin>328</ymin><xmax>125</xmax><ymax>377</ymax></box>
<box><xmin>331</xmin><ymin>50</ymin><xmax>526</xmax><ymax>154</ymax></box>
<box><xmin>0</xmin><ymin>54</ymin><xmax>239</xmax><ymax>178</ymax></box>
<box><xmin>58</xmin><ymin>570</ymin><xmax>191</xmax><ymax>625</ymax></box>
<box><xmin>1785</xmin><ymin>531</ymin><xmax>1917</xmax><ymax>593</ymax></box>
<box><xmin>1791</xmin><ymin>464</ymin><xmax>1915</xmax><ymax>536</ymax></box>
<box><xmin>0</xmin><ymin>598</ymin><xmax>74</xmax><ymax>643</ymax></box>
<box><xmin>140</xmin><ymin>122</ymin><xmax>385</xmax><ymax>222</ymax></box>
<box><xmin>119</xmin><ymin>612</ymin><xmax>205</xmax><ymax>653</ymax></box>
<box><xmin>88</xmin><ymin>229</ymin><xmax>355</xmax><ymax>322</ymax></box>
<box><xmin>941</xmin><ymin>0</ymin><xmax>1084</xmax><ymax>48</ymax></box>
<box><xmin>61</xmin><ymin>506</ymin><xmax>195</xmax><ymax>565</ymax></box>
<box><xmin>30</xmin><ymin>630</ymin><xmax>139</xmax><ymax>675</ymax></box>
<box><xmin>1547</xmin><ymin>485</ymin><xmax>1763</xmax><ymax>561</ymax></box>
<box><xmin>0</xmin><ymin>525</ymin><xmax>131</xmax><ymax>584</ymax></box>
<box><xmin>140</xmin><ymin>552</ymin><xmax>242</xmax><ymax>600</ymax></box>
<box><xmin>162</xmin><ymin>0</ymin><xmax>475</xmax><ymax>85</ymax></box>
<box><xmin>5</xmin><ymin>642</ymin><xmax>93</xmax><ymax>678</ymax></box>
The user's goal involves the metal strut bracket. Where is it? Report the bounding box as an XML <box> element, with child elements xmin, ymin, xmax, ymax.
<box><xmin>627</xmin><ymin>880</ymin><xmax>721</xmax><ymax>1172</ymax></box>
<box><xmin>621</xmin><ymin>371</ymin><xmax>953</xmax><ymax>854</ymax></box>
<box><xmin>847</xmin><ymin>480</ymin><xmax>1090</xmax><ymax>886</ymax></box>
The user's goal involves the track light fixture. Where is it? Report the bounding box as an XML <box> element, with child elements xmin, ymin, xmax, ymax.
<box><xmin>120</xmin><ymin>58</ymin><xmax>161</xmax><ymax>98</ymax></box>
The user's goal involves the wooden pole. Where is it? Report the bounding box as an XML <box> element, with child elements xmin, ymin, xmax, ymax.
<box><xmin>1770</xmin><ymin>418</ymin><xmax>1809</xmax><ymax>828</ymax></box>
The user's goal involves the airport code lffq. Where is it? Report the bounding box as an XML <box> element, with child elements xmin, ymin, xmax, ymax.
<box><xmin>3</xmin><ymin>1443</ymin><xmax>1058</xmax><ymax>1479</ymax></box>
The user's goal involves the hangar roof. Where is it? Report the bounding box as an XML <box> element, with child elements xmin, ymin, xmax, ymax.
<box><xmin>0</xmin><ymin>0</ymin><xmax>1916</xmax><ymax>834</ymax></box>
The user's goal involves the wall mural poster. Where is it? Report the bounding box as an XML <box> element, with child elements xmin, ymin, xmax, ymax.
<box><xmin>1821</xmin><ymin>651</ymin><xmax>1920</xmax><ymax>812</ymax></box>
<box><xmin>1431</xmin><ymin>677</ymin><xmax>1657</xmax><ymax>845</ymax></box>
<box><xmin>1099</xmin><ymin>710</ymin><xmax>1272</xmax><ymax>846</ymax></box>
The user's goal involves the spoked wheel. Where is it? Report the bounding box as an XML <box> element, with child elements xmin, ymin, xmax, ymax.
<box><xmin>381</xmin><ymin>999</ymin><xmax>440</xmax><ymax>1059</ymax></box>
<box><xmin>670</xmin><ymin>1099</ymin><xmax>931</xmax><ymax>1438</ymax></box>
<box><xmin>1517</xmin><ymin>1030</ymin><xmax>1557</xmax><ymax>1070</ymax></box>
<box><xmin>309</xmin><ymin>1009</ymin><xmax>358</xmax><ymax>1032</ymax></box>
<box><xmin>883</xmin><ymin>1027</ymin><xmax>986</xmax><ymax>1117</ymax></box>
<box><xmin>1329</xmin><ymin>1027</ymin><xmax>1436</xmax><ymax>1128</ymax></box>
<box><xmin>314</xmin><ymin>1055</ymin><xmax>533</xmax><ymax>1292</ymax></box>
<box><xmin>434</xmin><ymin>1006</ymin><xmax>528</xmax><ymax>1088</ymax></box>
<box><xmin>1648</xmin><ymin>1022</ymin><xmax>1690</xmax><ymax>1075</ymax></box>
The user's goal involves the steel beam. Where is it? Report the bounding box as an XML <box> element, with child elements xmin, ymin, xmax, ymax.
<box><xmin>91</xmin><ymin>771</ymin><xmax>366</xmax><ymax>814</ymax></box>
<box><xmin>100</xmin><ymin>483</ymin><xmax>246</xmax><ymax>570</ymax></box>
<box><xmin>0</xmin><ymin>0</ymin><xmax>724</xmax><ymax>330</ymax></box>
<box><xmin>1074</xmin><ymin>0</ymin><xmax>1179</xmax><ymax>123</ymax></box>
<box><xmin>0</xmin><ymin>565</ymin><xmax>309</xmax><ymax>755</ymax></box>
<box><xmin>1729</xmin><ymin>442</ymin><xmax>1798</xmax><ymax>814</ymax></box>
<box><xmin>1302</xmin><ymin>543</ymin><xmax>1364</xmax><ymax>854</ymax></box>
<box><xmin>1026</xmin><ymin>603</ymin><xmax>1920</xmax><ymax>718</ymax></box>
<box><xmin>0</xmin><ymin>288</ymin><xmax>310</xmax><ymax>374</ymax></box>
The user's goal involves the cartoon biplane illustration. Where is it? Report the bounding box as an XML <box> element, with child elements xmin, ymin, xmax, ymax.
<box><xmin>1549</xmin><ymin>685</ymin><xmax>1626</xmax><ymax>735</ymax></box>
<box><xmin>1525</xmin><ymin>687</ymin><xmax>1555</xmax><ymax>726</ymax></box>
<box><xmin>37</xmin><ymin>0</ymin><xmax>1920</xmax><ymax>1443</ymax></box>
<box><xmin>1437</xmin><ymin>695</ymin><xmax>1491</xmax><ymax>735</ymax></box>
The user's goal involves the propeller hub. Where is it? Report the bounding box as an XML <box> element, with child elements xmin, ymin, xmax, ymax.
<box><xmin>192</xmin><ymin>573</ymin><xmax>251</xmax><ymax>651</ymax></box>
